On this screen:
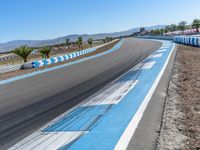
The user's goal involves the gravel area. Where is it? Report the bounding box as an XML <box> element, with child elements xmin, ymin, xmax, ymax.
<box><xmin>0</xmin><ymin>40</ymin><xmax>119</xmax><ymax>80</ymax></box>
<box><xmin>157</xmin><ymin>44</ymin><xmax>200</xmax><ymax>150</ymax></box>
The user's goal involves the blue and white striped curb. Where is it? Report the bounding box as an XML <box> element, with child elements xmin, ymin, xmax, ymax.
<box><xmin>173</xmin><ymin>36</ymin><xmax>200</xmax><ymax>47</ymax></box>
<box><xmin>9</xmin><ymin>40</ymin><xmax>175</xmax><ymax>150</ymax></box>
<box><xmin>21</xmin><ymin>40</ymin><xmax>119</xmax><ymax>69</ymax></box>
<box><xmin>24</xmin><ymin>48</ymin><xmax>96</xmax><ymax>69</ymax></box>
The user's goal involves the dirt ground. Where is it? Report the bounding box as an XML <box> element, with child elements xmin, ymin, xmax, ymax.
<box><xmin>157</xmin><ymin>44</ymin><xmax>200</xmax><ymax>150</ymax></box>
<box><xmin>0</xmin><ymin>40</ymin><xmax>119</xmax><ymax>80</ymax></box>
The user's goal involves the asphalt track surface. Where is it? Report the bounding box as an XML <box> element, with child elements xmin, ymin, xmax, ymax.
<box><xmin>0</xmin><ymin>38</ymin><xmax>161</xmax><ymax>149</ymax></box>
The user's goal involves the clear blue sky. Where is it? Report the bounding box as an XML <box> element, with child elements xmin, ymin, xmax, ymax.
<box><xmin>0</xmin><ymin>0</ymin><xmax>200</xmax><ymax>43</ymax></box>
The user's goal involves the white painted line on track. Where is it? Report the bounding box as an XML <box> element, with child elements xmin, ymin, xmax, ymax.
<box><xmin>114</xmin><ymin>43</ymin><xmax>175</xmax><ymax>150</ymax></box>
<box><xmin>160</xmin><ymin>46</ymin><xmax>169</xmax><ymax>49</ymax></box>
<box><xmin>162</xmin><ymin>44</ymin><xmax>170</xmax><ymax>47</ymax></box>
<box><xmin>150</xmin><ymin>53</ymin><xmax>163</xmax><ymax>58</ymax></box>
<box><xmin>139</xmin><ymin>61</ymin><xmax>156</xmax><ymax>70</ymax></box>
<box><xmin>156</xmin><ymin>49</ymin><xmax>167</xmax><ymax>53</ymax></box>
<box><xmin>130</xmin><ymin>61</ymin><xmax>156</xmax><ymax>71</ymax></box>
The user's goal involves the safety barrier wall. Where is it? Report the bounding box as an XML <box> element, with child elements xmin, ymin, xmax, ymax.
<box><xmin>173</xmin><ymin>36</ymin><xmax>200</xmax><ymax>47</ymax></box>
<box><xmin>21</xmin><ymin>39</ymin><xmax>120</xmax><ymax>69</ymax></box>
<box><xmin>140</xmin><ymin>35</ymin><xmax>200</xmax><ymax>47</ymax></box>
<box><xmin>140</xmin><ymin>35</ymin><xmax>174</xmax><ymax>41</ymax></box>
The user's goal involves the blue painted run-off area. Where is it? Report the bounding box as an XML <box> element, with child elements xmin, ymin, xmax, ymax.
<box><xmin>44</xmin><ymin>105</ymin><xmax>112</xmax><ymax>132</ymax></box>
<box><xmin>41</xmin><ymin>41</ymin><xmax>174</xmax><ymax>150</ymax></box>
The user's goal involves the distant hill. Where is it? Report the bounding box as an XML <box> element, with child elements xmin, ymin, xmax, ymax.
<box><xmin>0</xmin><ymin>25</ymin><xmax>166</xmax><ymax>53</ymax></box>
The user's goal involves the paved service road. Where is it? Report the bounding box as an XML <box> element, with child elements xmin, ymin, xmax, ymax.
<box><xmin>0</xmin><ymin>38</ymin><xmax>161</xmax><ymax>149</ymax></box>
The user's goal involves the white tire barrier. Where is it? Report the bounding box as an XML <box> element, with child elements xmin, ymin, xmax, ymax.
<box><xmin>173</xmin><ymin>36</ymin><xmax>200</xmax><ymax>47</ymax></box>
<box><xmin>27</xmin><ymin>48</ymin><xmax>96</xmax><ymax>69</ymax></box>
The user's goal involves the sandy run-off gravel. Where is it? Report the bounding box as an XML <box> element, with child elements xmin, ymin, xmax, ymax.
<box><xmin>157</xmin><ymin>44</ymin><xmax>200</xmax><ymax>150</ymax></box>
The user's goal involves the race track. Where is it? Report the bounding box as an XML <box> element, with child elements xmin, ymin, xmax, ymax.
<box><xmin>0</xmin><ymin>38</ymin><xmax>162</xmax><ymax>149</ymax></box>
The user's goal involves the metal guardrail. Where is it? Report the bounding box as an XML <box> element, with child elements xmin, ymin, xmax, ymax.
<box><xmin>0</xmin><ymin>64</ymin><xmax>21</xmax><ymax>74</ymax></box>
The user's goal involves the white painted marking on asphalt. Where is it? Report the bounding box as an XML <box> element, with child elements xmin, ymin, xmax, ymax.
<box><xmin>84</xmin><ymin>80</ymin><xmax>138</xmax><ymax>106</ymax></box>
<box><xmin>9</xmin><ymin>131</ymin><xmax>86</xmax><ymax>150</ymax></box>
<box><xmin>114</xmin><ymin>43</ymin><xmax>175</xmax><ymax>150</ymax></box>
<box><xmin>140</xmin><ymin>61</ymin><xmax>156</xmax><ymax>69</ymax></box>
<box><xmin>160</xmin><ymin>46</ymin><xmax>169</xmax><ymax>49</ymax></box>
<box><xmin>150</xmin><ymin>53</ymin><xmax>163</xmax><ymax>58</ymax></box>
<box><xmin>162</xmin><ymin>44</ymin><xmax>170</xmax><ymax>47</ymax></box>
<box><xmin>156</xmin><ymin>49</ymin><xmax>167</xmax><ymax>53</ymax></box>
<box><xmin>130</xmin><ymin>61</ymin><xmax>156</xmax><ymax>71</ymax></box>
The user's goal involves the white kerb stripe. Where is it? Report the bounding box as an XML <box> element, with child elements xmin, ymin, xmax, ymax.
<box><xmin>150</xmin><ymin>53</ymin><xmax>163</xmax><ymax>58</ymax></box>
<box><xmin>160</xmin><ymin>46</ymin><xmax>169</xmax><ymax>49</ymax></box>
<box><xmin>156</xmin><ymin>49</ymin><xmax>166</xmax><ymax>53</ymax></box>
<box><xmin>140</xmin><ymin>61</ymin><xmax>156</xmax><ymax>69</ymax></box>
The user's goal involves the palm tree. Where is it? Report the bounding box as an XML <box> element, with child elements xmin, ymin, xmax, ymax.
<box><xmin>192</xmin><ymin>19</ymin><xmax>200</xmax><ymax>32</ymax></box>
<box><xmin>106</xmin><ymin>37</ymin><xmax>110</xmax><ymax>42</ymax></box>
<box><xmin>13</xmin><ymin>45</ymin><xmax>33</xmax><ymax>62</ymax></box>
<box><xmin>150</xmin><ymin>30</ymin><xmax>154</xmax><ymax>35</ymax></box>
<box><xmin>40</xmin><ymin>47</ymin><xmax>52</xmax><ymax>59</ymax></box>
<box><xmin>77</xmin><ymin>37</ymin><xmax>83</xmax><ymax>49</ymax></box>
<box><xmin>170</xmin><ymin>24</ymin><xmax>177</xmax><ymax>32</ymax></box>
<box><xmin>160</xmin><ymin>28</ymin><xmax>164</xmax><ymax>35</ymax></box>
<box><xmin>66</xmin><ymin>39</ymin><xmax>70</xmax><ymax>45</ymax></box>
<box><xmin>88</xmin><ymin>38</ymin><xmax>93</xmax><ymax>48</ymax></box>
<box><xmin>154</xmin><ymin>29</ymin><xmax>160</xmax><ymax>35</ymax></box>
<box><xmin>103</xmin><ymin>39</ymin><xmax>106</xmax><ymax>43</ymax></box>
<box><xmin>178</xmin><ymin>21</ymin><xmax>187</xmax><ymax>32</ymax></box>
<box><xmin>165</xmin><ymin>25</ymin><xmax>171</xmax><ymax>33</ymax></box>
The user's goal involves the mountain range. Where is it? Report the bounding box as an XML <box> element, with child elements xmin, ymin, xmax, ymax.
<box><xmin>0</xmin><ymin>25</ymin><xmax>166</xmax><ymax>53</ymax></box>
